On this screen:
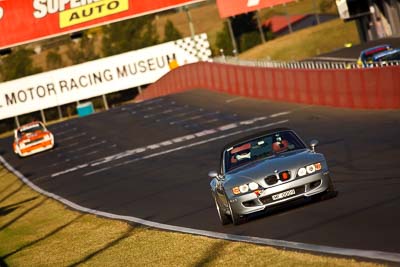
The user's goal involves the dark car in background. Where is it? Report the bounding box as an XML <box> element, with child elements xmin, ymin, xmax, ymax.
<box><xmin>372</xmin><ymin>48</ymin><xmax>400</xmax><ymax>64</ymax></box>
<box><xmin>357</xmin><ymin>44</ymin><xmax>392</xmax><ymax>67</ymax></box>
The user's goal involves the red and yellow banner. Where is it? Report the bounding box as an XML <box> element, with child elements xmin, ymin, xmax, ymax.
<box><xmin>216</xmin><ymin>0</ymin><xmax>296</xmax><ymax>18</ymax></box>
<box><xmin>0</xmin><ymin>0</ymin><xmax>204</xmax><ymax>50</ymax></box>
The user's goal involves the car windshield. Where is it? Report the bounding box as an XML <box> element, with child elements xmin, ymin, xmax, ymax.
<box><xmin>17</xmin><ymin>123</ymin><xmax>45</xmax><ymax>138</ymax></box>
<box><xmin>375</xmin><ymin>50</ymin><xmax>400</xmax><ymax>61</ymax></box>
<box><xmin>361</xmin><ymin>45</ymin><xmax>392</xmax><ymax>64</ymax></box>
<box><xmin>224</xmin><ymin>130</ymin><xmax>306</xmax><ymax>173</ymax></box>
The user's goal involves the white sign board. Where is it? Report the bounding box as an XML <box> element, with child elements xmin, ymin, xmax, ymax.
<box><xmin>336</xmin><ymin>0</ymin><xmax>350</xmax><ymax>20</ymax></box>
<box><xmin>0</xmin><ymin>33</ymin><xmax>212</xmax><ymax>120</ymax></box>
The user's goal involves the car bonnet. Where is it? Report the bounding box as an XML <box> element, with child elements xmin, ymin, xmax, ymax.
<box><xmin>224</xmin><ymin>149</ymin><xmax>325</xmax><ymax>186</ymax></box>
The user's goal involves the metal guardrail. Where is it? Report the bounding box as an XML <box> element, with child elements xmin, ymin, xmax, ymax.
<box><xmin>213</xmin><ymin>56</ymin><xmax>400</xmax><ymax>70</ymax></box>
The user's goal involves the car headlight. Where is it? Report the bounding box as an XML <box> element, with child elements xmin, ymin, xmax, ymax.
<box><xmin>306</xmin><ymin>164</ymin><xmax>315</xmax><ymax>173</ymax></box>
<box><xmin>297</xmin><ymin>163</ymin><xmax>322</xmax><ymax>177</ymax></box>
<box><xmin>249</xmin><ymin>182</ymin><xmax>259</xmax><ymax>191</ymax></box>
<box><xmin>232</xmin><ymin>182</ymin><xmax>259</xmax><ymax>195</ymax></box>
<box><xmin>44</xmin><ymin>133</ymin><xmax>53</xmax><ymax>141</ymax></box>
<box><xmin>239</xmin><ymin>184</ymin><xmax>249</xmax><ymax>193</ymax></box>
<box><xmin>298</xmin><ymin>167</ymin><xmax>306</xmax><ymax>176</ymax></box>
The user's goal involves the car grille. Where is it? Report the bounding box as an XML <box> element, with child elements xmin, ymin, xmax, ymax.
<box><xmin>259</xmin><ymin>185</ymin><xmax>305</xmax><ymax>205</ymax></box>
<box><xmin>265</xmin><ymin>175</ymin><xmax>278</xmax><ymax>186</ymax></box>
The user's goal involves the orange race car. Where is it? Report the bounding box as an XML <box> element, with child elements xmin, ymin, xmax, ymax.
<box><xmin>13</xmin><ymin>121</ymin><xmax>55</xmax><ymax>157</ymax></box>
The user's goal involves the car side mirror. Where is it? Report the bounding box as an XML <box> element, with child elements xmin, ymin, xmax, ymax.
<box><xmin>208</xmin><ymin>171</ymin><xmax>222</xmax><ymax>180</ymax></box>
<box><xmin>310</xmin><ymin>139</ymin><xmax>319</xmax><ymax>152</ymax></box>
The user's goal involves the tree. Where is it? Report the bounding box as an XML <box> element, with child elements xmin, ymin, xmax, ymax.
<box><xmin>0</xmin><ymin>48</ymin><xmax>42</xmax><ymax>82</ymax></box>
<box><xmin>215</xmin><ymin>22</ymin><xmax>234</xmax><ymax>56</ymax></box>
<box><xmin>240</xmin><ymin>31</ymin><xmax>262</xmax><ymax>51</ymax></box>
<box><xmin>231</xmin><ymin>13</ymin><xmax>258</xmax><ymax>39</ymax></box>
<box><xmin>46</xmin><ymin>50</ymin><xmax>63</xmax><ymax>70</ymax></box>
<box><xmin>102</xmin><ymin>15</ymin><xmax>159</xmax><ymax>57</ymax></box>
<box><xmin>215</xmin><ymin>12</ymin><xmax>262</xmax><ymax>55</ymax></box>
<box><xmin>320</xmin><ymin>0</ymin><xmax>336</xmax><ymax>13</ymax></box>
<box><xmin>163</xmin><ymin>19</ymin><xmax>182</xmax><ymax>42</ymax></box>
<box><xmin>67</xmin><ymin>32</ymin><xmax>99</xmax><ymax>65</ymax></box>
<box><xmin>231</xmin><ymin>12</ymin><xmax>260</xmax><ymax>53</ymax></box>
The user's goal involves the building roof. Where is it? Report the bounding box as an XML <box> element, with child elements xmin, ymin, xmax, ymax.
<box><xmin>263</xmin><ymin>15</ymin><xmax>308</xmax><ymax>33</ymax></box>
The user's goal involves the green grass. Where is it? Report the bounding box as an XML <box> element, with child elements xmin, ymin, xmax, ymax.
<box><xmin>239</xmin><ymin>18</ymin><xmax>359</xmax><ymax>61</ymax></box>
<box><xmin>0</xmin><ymin>165</ymin><xmax>386</xmax><ymax>266</ymax></box>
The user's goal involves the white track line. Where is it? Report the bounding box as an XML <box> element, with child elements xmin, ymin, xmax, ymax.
<box><xmin>68</xmin><ymin>140</ymin><xmax>107</xmax><ymax>153</ymax></box>
<box><xmin>55</xmin><ymin>127</ymin><xmax>77</xmax><ymax>136</ymax></box>
<box><xmin>226</xmin><ymin>97</ymin><xmax>242</xmax><ymax>103</ymax></box>
<box><xmin>50</xmin><ymin>112</ymin><xmax>291</xmax><ymax>178</ymax></box>
<box><xmin>84</xmin><ymin>120</ymin><xmax>288</xmax><ymax>176</ymax></box>
<box><xmin>169</xmin><ymin>111</ymin><xmax>220</xmax><ymax>125</ymax></box>
<box><xmin>1</xmin><ymin>155</ymin><xmax>399</xmax><ymax>263</ymax></box>
<box><xmin>57</xmin><ymin>132</ymin><xmax>87</xmax><ymax>143</ymax></box>
<box><xmin>143</xmin><ymin>105</ymin><xmax>187</xmax><ymax>119</ymax></box>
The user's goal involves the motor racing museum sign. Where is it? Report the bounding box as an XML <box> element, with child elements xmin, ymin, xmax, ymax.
<box><xmin>0</xmin><ymin>33</ymin><xmax>212</xmax><ymax>120</ymax></box>
<box><xmin>0</xmin><ymin>0</ymin><xmax>205</xmax><ymax>49</ymax></box>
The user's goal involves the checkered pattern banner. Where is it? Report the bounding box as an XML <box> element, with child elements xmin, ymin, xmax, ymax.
<box><xmin>174</xmin><ymin>33</ymin><xmax>212</xmax><ymax>62</ymax></box>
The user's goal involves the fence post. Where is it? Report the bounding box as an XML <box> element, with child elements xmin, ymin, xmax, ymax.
<box><xmin>57</xmin><ymin>106</ymin><xmax>63</xmax><ymax>119</ymax></box>
<box><xmin>15</xmin><ymin>116</ymin><xmax>20</xmax><ymax>128</ymax></box>
<box><xmin>40</xmin><ymin>110</ymin><xmax>47</xmax><ymax>124</ymax></box>
<box><xmin>102</xmin><ymin>95</ymin><xmax>109</xmax><ymax>110</ymax></box>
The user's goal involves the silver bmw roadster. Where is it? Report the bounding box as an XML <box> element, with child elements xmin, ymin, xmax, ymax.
<box><xmin>209</xmin><ymin>128</ymin><xmax>335</xmax><ymax>225</ymax></box>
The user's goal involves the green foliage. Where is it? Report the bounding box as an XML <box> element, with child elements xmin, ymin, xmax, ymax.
<box><xmin>163</xmin><ymin>19</ymin><xmax>182</xmax><ymax>42</ymax></box>
<box><xmin>231</xmin><ymin>12</ymin><xmax>258</xmax><ymax>40</ymax></box>
<box><xmin>319</xmin><ymin>0</ymin><xmax>336</xmax><ymax>13</ymax></box>
<box><xmin>46</xmin><ymin>50</ymin><xmax>63</xmax><ymax>70</ymax></box>
<box><xmin>102</xmin><ymin>15</ymin><xmax>159</xmax><ymax>57</ymax></box>
<box><xmin>0</xmin><ymin>48</ymin><xmax>42</xmax><ymax>82</ymax></box>
<box><xmin>215</xmin><ymin>22</ymin><xmax>234</xmax><ymax>56</ymax></box>
<box><xmin>216</xmin><ymin>13</ymin><xmax>260</xmax><ymax>53</ymax></box>
<box><xmin>319</xmin><ymin>0</ymin><xmax>335</xmax><ymax>13</ymax></box>
<box><xmin>66</xmin><ymin>32</ymin><xmax>99</xmax><ymax>65</ymax></box>
<box><xmin>240</xmin><ymin>31</ymin><xmax>262</xmax><ymax>52</ymax></box>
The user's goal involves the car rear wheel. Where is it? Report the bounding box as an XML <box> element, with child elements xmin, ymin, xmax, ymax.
<box><xmin>214</xmin><ymin>196</ymin><xmax>231</xmax><ymax>225</ymax></box>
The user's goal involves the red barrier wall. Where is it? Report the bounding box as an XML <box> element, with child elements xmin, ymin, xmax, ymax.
<box><xmin>139</xmin><ymin>62</ymin><xmax>400</xmax><ymax>109</ymax></box>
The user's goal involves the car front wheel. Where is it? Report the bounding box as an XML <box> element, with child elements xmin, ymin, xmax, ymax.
<box><xmin>227</xmin><ymin>199</ymin><xmax>245</xmax><ymax>225</ymax></box>
<box><xmin>214</xmin><ymin>195</ymin><xmax>231</xmax><ymax>225</ymax></box>
<box><xmin>320</xmin><ymin>179</ymin><xmax>338</xmax><ymax>200</ymax></box>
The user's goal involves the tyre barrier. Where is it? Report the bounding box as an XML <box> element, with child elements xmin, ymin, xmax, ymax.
<box><xmin>139</xmin><ymin>62</ymin><xmax>400</xmax><ymax>109</ymax></box>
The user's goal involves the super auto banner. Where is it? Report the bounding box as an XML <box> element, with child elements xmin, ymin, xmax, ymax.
<box><xmin>0</xmin><ymin>33</ymin><xmax>212</xmax><ymax>120</ymax></box>
<box><xmin>0</xmin><ymin>0</ymin><xmax>205</xmax><ymax>49</ymax></box>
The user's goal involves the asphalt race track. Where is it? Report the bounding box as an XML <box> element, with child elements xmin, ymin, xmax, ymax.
<box><xmin>1</xmin><ymin>89</ymin><xmax>400</xmax><ymax>259</ymax></box>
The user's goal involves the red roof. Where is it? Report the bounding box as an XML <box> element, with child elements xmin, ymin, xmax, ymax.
<box><xmin>263</xmin><ymin>15</ymin><xmax>307</xmax><ymax>33</ymax></box>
